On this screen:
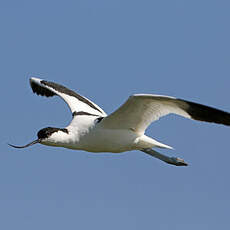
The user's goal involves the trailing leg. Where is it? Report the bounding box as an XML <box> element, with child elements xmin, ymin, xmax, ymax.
<box><xmin>141</xmin><ymin>148</ymin><xmax>188</xmax><ymax>166</ymax></box>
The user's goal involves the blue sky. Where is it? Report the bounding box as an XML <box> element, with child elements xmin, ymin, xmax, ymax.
<box><xmin>1</xmin><ymin>0</ymin><xmax>230</xmax><ymax>229</ymax></box>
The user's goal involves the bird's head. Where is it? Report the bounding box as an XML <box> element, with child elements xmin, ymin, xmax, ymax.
<box><xmin>9</xmin><ymin>127</ymin><xmax>69</xmax><ymax>149</ymax></box>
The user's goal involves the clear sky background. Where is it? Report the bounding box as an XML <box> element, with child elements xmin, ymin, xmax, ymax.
<box><xmin>1</xmin><ymin>0</ymin><xmax>230</xmax><ymax>229</ymax></box>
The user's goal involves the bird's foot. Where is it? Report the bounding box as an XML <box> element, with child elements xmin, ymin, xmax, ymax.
<box><xmin>167</xmin><ymin>157</ymin><xmax>188</xmax><ymax>166</ymax></box>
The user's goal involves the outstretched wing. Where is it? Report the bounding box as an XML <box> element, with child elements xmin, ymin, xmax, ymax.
<box><xmin>30</xmin><ymin>77</ymin><xmax>106</xmax><ymax>117</ymax></box>
<box><xmin>100</xmin><ymin>94</ymin><xmax>230</xmax><ymax>134</ymax></box>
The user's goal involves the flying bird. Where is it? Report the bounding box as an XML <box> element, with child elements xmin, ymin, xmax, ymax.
<box><xmin>9</xmin><ymin>77</ymin><xmax>230</xmax><ymax>166</ymax></box>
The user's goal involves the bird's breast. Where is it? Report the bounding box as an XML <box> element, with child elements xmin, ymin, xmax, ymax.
<box><xmin>67</xmin><ymin>128</ymin><xmax>140</xmax><ymax>153</ymax></box>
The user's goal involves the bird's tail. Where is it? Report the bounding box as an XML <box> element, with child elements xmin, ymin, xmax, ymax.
<box><xmin>137</xmin><ymin>135</ymin><xmax>173</xmax><ymax>149</ymax></box>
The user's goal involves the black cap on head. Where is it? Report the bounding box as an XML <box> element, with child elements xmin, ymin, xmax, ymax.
<box><xmin>37</xmin><ymin>127</ymin><xmax>69</xmax><ymax>139</ymax></box>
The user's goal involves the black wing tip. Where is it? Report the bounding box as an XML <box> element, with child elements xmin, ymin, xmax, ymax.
<box><xmin>183</xmin><ymin>100</ymin><xmax>230</xmax><ymax>126</ymax></box>
<box><xmin>29</xmin><ymin>77</ymin><xmax>56</xmax><ymax>97</ymax></box>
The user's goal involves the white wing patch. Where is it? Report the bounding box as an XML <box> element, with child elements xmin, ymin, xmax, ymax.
<box><xmin>100</xmin><ymin>94</ymin><xmax>190</xmax><ymax>133</ymax></box>
<box><xmin>30</xmin><ymin>77</ymin><xmax>107</xmax><ymax>117</ymax></box>
<box><xmin>100</xmin><ymin>94</ymin><xmax>230</xmax><ymax>134</ymax></box>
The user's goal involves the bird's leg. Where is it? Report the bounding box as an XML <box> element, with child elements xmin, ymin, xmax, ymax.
<box><xmin>141</xmin><ymin>148</ymin><xmax>188</xmax><ymax>166</ymax></box>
